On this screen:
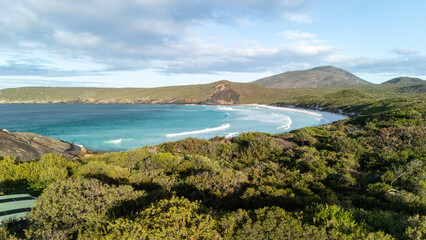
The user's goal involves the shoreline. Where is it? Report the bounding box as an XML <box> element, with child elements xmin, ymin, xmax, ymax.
<box><xmin>242</xmin><ymin>104</ymin><xmax>348</xmax><ymax>122</ymax></box>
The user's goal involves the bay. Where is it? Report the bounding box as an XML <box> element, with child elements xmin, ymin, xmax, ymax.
<box><xmin>0</xmin><ymin>104</ymin><xmax>346</xmax><ymax>151</ymax></box>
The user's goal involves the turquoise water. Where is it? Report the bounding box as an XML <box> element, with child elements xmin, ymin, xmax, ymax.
<box><xmin>0</xmin><ymin>104</ymin><xmax>346</xmax><ymax>151</ymax></box>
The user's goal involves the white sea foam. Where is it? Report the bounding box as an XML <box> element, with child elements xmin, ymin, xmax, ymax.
<box><xmin>277</xmin><ymin>117</ymin><xmax>293</xmax><ymax>130</ymax></box>
<box><xmin>247</xmin><ymin>104</ymin><xmax>324</xmax><ymax>118</ymax></box>
<box><xmin>238</xmin><ymin>111</ymin><xmax>293</xmax><ymax>130</ymax></box>
<box><xmin>247</xmin><ymin>104</ymin><xmax>348</xmax><ymax>124</ymax></box>
<box><xmin>225</xmin><ymin>132</ymin><xmax>239</xmax><ymax>138</ymax></box>
<box><xmin>166</xmin><ymin>124</ymin><xmax>231</xmax><ymax>138</ymax></box>
<box><xmin>216</xmin><ymin>106</ymin><xmax>238</xmax><ymax>111</ymax></box>
<box><xmin>108</xmin><ymin>139</ymin><xmax>122</xmax><ymax>144</ymax></box>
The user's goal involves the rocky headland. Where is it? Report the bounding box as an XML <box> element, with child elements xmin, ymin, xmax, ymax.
<box><xmin>0</xmin><ymin>129</ymin><xmax>82</xmax><ymax>161</ymax></box>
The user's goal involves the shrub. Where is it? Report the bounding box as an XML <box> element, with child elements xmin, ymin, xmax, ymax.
<box><xmin>26</xmin><ymin>178</ymin><xmax>145</xmax><ymax>239</ymax></box>
<box><xmin>102</xmin><ymin>196</ymin><xmax>218</xmax><ymax>239</ymax></box>
<box><xmin>220</xmin><ymin>207</ymin><xmax>327</xmax><ymax>240</ymax></box>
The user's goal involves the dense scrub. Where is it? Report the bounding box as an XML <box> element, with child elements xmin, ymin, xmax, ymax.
<box><xmin>0</xmin><ymin>95</ymin><xmax>425</xmax><ymax>239</ymax></box>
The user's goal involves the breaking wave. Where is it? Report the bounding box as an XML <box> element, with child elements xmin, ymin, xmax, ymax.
<box><xmin>277</xmin><ymin>116</ymin><xmax>293</xmax><ymax>130</ymax></box>
<box><xmin>239</xmin><ymin>112</ymin><xmax>293</xmax><ymax>130</ymax></box>
<box><xmin>107</xmin><ymin>139</ymin><xmax>122</xmax><ymax>144</ymax></box>
<box><xmin>166</xmin><ymin>124</ymin><xmax>231</xmax><ymax>138</ymax></box>
<box><xmin>216</xmin><ymin>106</ymin><xmax>238</xmax><ymax>111</ymax></box>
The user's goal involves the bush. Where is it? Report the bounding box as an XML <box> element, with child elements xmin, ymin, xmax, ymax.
<box><xmin>26</xmin><ymin>178</ymin><xmax>145</xmax><ymax>239</ymax></box>
<box><xmin>83</xmin><ymin>147</ymin><xmax>151</xmax><ymax>169</ymax></box>
<box><xmin>186</xmin><ymin>168</ymin><xmax>248</xmax><ymax>198</ymax></box>
<box><xmin>102</xmin><ymin>196</ymin><xmax>218</xmax><ymax>239</ymax></box>
<box><xmin>0</xmin><ymin>154</ymin><xmax>78</xmax><ymax>195</ymax></box>
<box><xmin>220</xmin><ymin>207</ymin><xmax>327</xmax><ymax>240</ymax></box>
<box><xmin>76</xmin><ymin>160</ymin><xmax>131</xmax><ymax>185</ymax></box>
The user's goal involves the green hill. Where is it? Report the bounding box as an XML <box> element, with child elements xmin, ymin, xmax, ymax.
<box><xmin>0</xmin><ymin>81</ymin><xmax>294</xmax><ymax>105</ymax></box>
<box><xmin>252</xmin><ymin>66</ymin><xmax>372</xmax><ymax>88</ymax></box>
<box><xmin>382</xmin><ymin>76</ymin><xmax>425</xmax><ymax>85</ymax></box>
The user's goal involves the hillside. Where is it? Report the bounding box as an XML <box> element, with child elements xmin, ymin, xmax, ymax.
<box><xmin>1</xmin><ymin>80</ymin><xmax>423</xmax><ymax>110</ymax></box>
<box><xmin>382</xmin><ymin>76</ymin><xmax>425</xmax><ymax>85</ymax></box>
<box><xmin>252</xmin><ymin>66</ymin><xmax>371</xmax><ymax>88</ymax></box>
<box><xmin>0</xmin><ymin>80</ymin><xmax>338</xmax><ymax>105</ymax></box>
<box><xmin>0</xmin><ymin>81</ymin><xmax>294</xmax><ymax>105</ymax></box>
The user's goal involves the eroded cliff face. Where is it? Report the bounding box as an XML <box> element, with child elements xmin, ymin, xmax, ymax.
<box><xmin>0</xmin><ymin>130</ymin><xmax>80</xmax><ymax>161</ymax></box>
<box><xmin>201</xmin><ymin>83</ymin><xmax>240</xmax><ymax>105</ymax></box>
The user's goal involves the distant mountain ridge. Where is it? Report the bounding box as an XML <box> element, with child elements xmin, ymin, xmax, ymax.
<box><xmin>252</xmin><ymin>66</ymin><xmax>372</xmax><ymax>88</ymax></box>
<box><xmin>381</xmin><ymin>76</ymin><xmax>425</xmax><ymax>85</ymax></box>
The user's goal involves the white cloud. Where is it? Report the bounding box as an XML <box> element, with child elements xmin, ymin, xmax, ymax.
<box><xmin>289</xmin><ymin>45</ymin><xmax>333</xmax><ymax>55</ymax></box>
<box><xmin>393</xmin><ymin>48</ymin><xmax>419</xmax><ymax>56</ymax></box>
<box><xmin>283</xmin><ymin>12</ymin><xmax>311</xmax><ymax>23</ymax></box>
<box><xmin>323</xmin><ymin>54</ymin><xmax>350</xmax><ymax>63</ymax></box>
<box><xmin>234</xmin><ymin>17</ymin><xmax>254</xmax><ymax>27</ymax></box>
<box><xmin>53</xmin><ymin>31</ymin><xmax>100</xmax><ymax>47</ymax></box>
<box><xmin>0</xmin><ymin>0</ymin><xmax>323</xmax><ymax>77</ymax></box>
<box><xmin>2</xmin><ymin>0</ymin><xmax>423</xmax><ymax>85</ymax></box>
<box><xmin>280</xmin><ymin>30</ymin><xmax>316</xmax><ymax>39</ymax></box>
<box><xmin>139</xmin><ymin>36</ymin><xmax>337</xmax><ymax>74</ymax></box>
<box><xmin>330</xmin><ymin>52</ymin><xmax>426</xmax><ymax>79</ymax></box>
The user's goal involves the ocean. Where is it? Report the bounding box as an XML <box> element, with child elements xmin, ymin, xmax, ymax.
<box><xmin>0</xmin><ymin>104</ymin><xmax>346</xmax><ymax>151</ymax></box>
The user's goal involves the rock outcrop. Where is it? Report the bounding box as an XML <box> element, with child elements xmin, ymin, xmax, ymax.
<box><xmin>201</xmin><ymin>83</ymin><xmax>240</xmax><ymax>105</ymax></box>
<box><xmin>0</xmin><ymin>129</ymin><xmax>80</xmax><ymax>161</ymax></box>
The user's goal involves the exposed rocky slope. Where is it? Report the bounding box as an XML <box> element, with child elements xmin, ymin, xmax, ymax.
<box><xmin>252</xmin><ymin>66</ymin><xmax>371</xmax><ymax>88</ymax></box>
<box><xmin>201</xmin><ymin>83</ymin><xmax>240</xmax><ymax>104</ymax></box>
<box><xmin>0</xmin><ymin>129</ymin><xmax>80</xmax><ymax>161</ymax></box>
<box><xmin>381</xmin><ymin>76</ymin><xmax>425</xmax><ymax>84</ymax></box>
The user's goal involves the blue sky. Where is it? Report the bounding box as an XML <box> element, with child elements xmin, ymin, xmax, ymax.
<box><xmin>0</xmin><ymin>0</ymin><xmax>425</xmax><ymax>89</ymax></box>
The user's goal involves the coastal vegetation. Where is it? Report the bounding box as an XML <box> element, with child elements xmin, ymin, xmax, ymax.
<box><xmin>0</xmin><ymin>82</ymin><xmax>425</xmax><ymax>239</ymax></box>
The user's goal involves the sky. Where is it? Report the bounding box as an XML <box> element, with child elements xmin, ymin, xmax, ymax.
<box><xmin>0</xmin><ymin>0</ymin><xmax>425</xmax><ymax>89</ymax></box>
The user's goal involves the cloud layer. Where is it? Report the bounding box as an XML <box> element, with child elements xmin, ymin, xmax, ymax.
<box><xmin>0</xmin><ymin>0</ymin><xmax>425</xmax><ymax>83</ymax></box>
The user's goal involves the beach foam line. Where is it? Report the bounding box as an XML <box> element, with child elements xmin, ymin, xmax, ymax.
<box><xmin>166</xmin><ymin>124</ymin><xmax>231</xmax><ymax>138</ymax></box>
<box><xmin>247</xmin><ymin>104</ymin><xmax>324</xmax><ymax>118</ymax></box>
